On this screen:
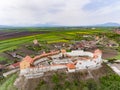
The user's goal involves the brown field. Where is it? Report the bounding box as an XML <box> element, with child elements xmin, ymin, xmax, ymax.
<box><xmin>0</xmin><ymin>31</ymin><xmax>49</xmax><ymax>40</ymax></box>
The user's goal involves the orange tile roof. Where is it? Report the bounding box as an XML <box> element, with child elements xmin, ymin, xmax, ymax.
<box><xmin>33</xmin><ymin>50</ymin><xmax>60</xmax><ymax>61</ymax></box>
<box><xmin>94</xmin><ymin>49</ymin><xmax>102</xmax><ymax>54</ymax></box>
<box><xmin>93</xmin><ymin>49</ymin><xmax>102</xmax><ymax>57</ymax></box>
<box><xmin>23</xmin><ymin>55</ymin><xmax>33</xmax><ymax>64</ymax></box>
<box><xmin>67</xmin><ymin>63</ymin><xmax>75</xmax><ymax>69</ymax></box>
<box><xmin>21</xmin><ymin>51</ymin><xmax>60</xmax><ymax>65</ymax></box>
<box><xmin>61</xmin><ymin>49</ymin><xmax>66</xmax><ymax>53</ymax></box>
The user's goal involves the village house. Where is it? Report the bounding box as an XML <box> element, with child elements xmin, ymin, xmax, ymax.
<box><xmin>20</xmin><ymin>50</ymin><xmax>60</xmax><ymax>70</ymax></box>
<box><xmin>71</xmin><ymin>40</ymin><xmax>97</xmax><ymax>50</ymax></box>
<box><xmin>33</xmin><ymin>39</ymin><xmax>39</xmax><ymax>45</ymax></box>
<box><xmin>114</xmin><ymin>28</ymin><xmax>120</xmax><ymax>34</ymax></box>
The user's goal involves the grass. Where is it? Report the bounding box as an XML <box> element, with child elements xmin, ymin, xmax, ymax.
<box><xmin>47</xmin><ymin>40</ymin><xmax>68</xmax><ymax>44</ymax></box>
<box><xmin>0</xmin><ymin>74</ymin><xmax>17</xmax><ymax>90</ymax></box>
<box><xmin>0</xmin><ymin>56</ymin><xmax>11</xmax><ymax>64</ymax></box>
<box><xmin>35</xmin><ymin>67</ymin><xmax>117</xmax><ymax>90</ymax></box>
<box><xmin>113</xmin><ymin>52</ymin><xmax>120</xmax><ymax>60</ymax></box>
<box><xmin>0</xmin><ymin>57</ymin><xmax>7</xmax><ymax>61</ymax></box>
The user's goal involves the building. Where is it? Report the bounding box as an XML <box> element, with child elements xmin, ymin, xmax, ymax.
<box><xmin>33</xmin><ymin>39</ymin><xmax>39</xmax><ymax>45</ymax></box>
<box><xmin>66</xmin><ymin>49</ymin><xmax>102</xmax><ymax>70</ymax></box>
<box><xmin>20</xmin><ymin>56</ymin><xmax>33</xmax><ymax>70</ymax></box>
<box><xmin>19</xmin><ymin>49</ymin><xmax>102</xmax><ymax>77</ymax></box>
<box><xmin>67</xmin><ymin>63</ymin><xmax>75</xmax><ymax>72</ymax></box>
<box><xmin>7</xmin><ymin>62</ymin><xmax>20</xmax><ymax>69</ymax></box>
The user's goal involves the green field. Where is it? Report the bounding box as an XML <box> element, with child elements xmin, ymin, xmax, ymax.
<box><xmin>1</xmin><ymin>27</ymin><xmax>120</xmax><ymax>64</ymax></box>
<box><xmin>0</xmin><ymin>74</ymin><xmax>17</xmax><ymax>90</ymax></box>
<box><xmin>0</xmin><ymin>28</ymin><xmax>111</xmax><ymax>53</ymax></box>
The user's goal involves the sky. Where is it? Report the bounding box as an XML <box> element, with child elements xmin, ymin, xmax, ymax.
<box><xmin>0</xmin><ymin>0</ymin><xmax>120</xmax><ymax>26</ymax></box>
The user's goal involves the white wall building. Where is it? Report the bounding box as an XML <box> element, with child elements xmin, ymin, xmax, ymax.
<box><xmin>66</xmin><ymin>49</ymin><xmax>102</xmax><ymax>70</ymax></box>
<box><xmin>20</xmin><ymin>49</ymin><xmax>102</xmax><ymax>76</ymax></box>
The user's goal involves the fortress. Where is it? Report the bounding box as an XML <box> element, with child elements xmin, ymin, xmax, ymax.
<box><xmin>19</xmin><ymin>49</ymin><xmax>102</xmax><ymax>78</ymax></box>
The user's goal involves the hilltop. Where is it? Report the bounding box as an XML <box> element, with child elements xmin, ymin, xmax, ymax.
<box><xmin>14</xmin><ymin>63</ymin><xmax>115</xmax><ymax>90</ymax></box>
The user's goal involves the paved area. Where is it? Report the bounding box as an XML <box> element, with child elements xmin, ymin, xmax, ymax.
<box><xmin>108</xmin><ymin>63</ymin><xmax>120</xmax><ymax>75</ymax></box>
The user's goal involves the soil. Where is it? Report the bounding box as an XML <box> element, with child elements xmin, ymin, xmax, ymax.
<box><xmin>88</xmin><ymin>48</ymin><xmax>118</xmax><ymax>59</ymax></box>
<box><xmin>101</xmin><ymin>48</ymin><xmax>118</xmax><ymax>59</ymax></box>
<box><xmin>0</xmin><ymin>31</ymin><xmax>49</xmax><ymax>40</ymax></box>
<box><xmin>0</xmin><ymin>52</ymin><xmax>18</xmax><ymax>64</ymax></box>
<box><xmin>15</xmin><ymin>46</ymin><xmax>36</xmax><ymax>57</ymax></box>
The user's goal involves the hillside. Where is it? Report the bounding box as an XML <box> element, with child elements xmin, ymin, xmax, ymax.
<box><xmin>0</xmin><ymin>74</ymin><xmax>17</xmax><ymax>90</ymax></box>
<box><xmin>13</xmin><ymin>63</ymin><xmax>119</xmax><ymax>90</ymax></box>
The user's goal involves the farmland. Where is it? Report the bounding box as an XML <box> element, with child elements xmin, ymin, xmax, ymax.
<box><xmin>0</xmin><ymin>31</ymin><xmax>49</xmax><ymax>40</ymax></box>
<box><xmin>0</xmin><ymin>28</ymin><xmax>111</xmax><ymax>52</ymax></box>
<box><xmin>0</xmin><ymin>27</ymin><xmax>119</xmax><ymax>64</ymax></box>
<box><xmin>0</xmin><ymin>27</ymin><xmax>119</xmax><ymax>65</ymax></box>
<box><xmin>0</xmin><ymin>27</ymin><xmax>120</xmax><ymax>90</ymax></box>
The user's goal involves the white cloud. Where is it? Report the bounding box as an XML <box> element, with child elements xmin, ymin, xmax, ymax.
<box><xmin>85</xmin><ymin>1</ymin><xmax>120</xmax><ymax>24</ymax></box>
<box><xmin>0</xmin><ymin>0</ymin><xmax>119</xmax><ymax>26</ymax></box>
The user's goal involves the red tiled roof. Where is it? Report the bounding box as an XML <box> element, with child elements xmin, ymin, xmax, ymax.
<box><xmin>61</xmin><ymin>49</ymin><xmax>66</xmax><ymax>53</ymax></box>
<box><xmin>67</xmin><ymin>63</ymin><xmax>75</xmax><ymax>69</ymax></box>
<box><xmin>33</xmin><ymin>50</ymin><xmax>60</xmax><ymax>61</ymax></box>
<box><xmin>21</xmin><ymin>51</ymin><xmax>60</xmax><ymax>64</ymax></box>
<box><xmin>94</xmin><ymin>49</ymin><xmax>102</xmax><ymax>54</ymax></box>
<box><xmin>23</xmin><ymin>55</ymin><xmax>33</xmax><ymax>64</ymax></box>
<box><xmin>12</xmin><ymin>62</ymin><xmax>20</xmax><ymax>67</ymax></box>
<box><xmin>93</xmin><ymin>49</ymin><xmax>102</xmax><ymax>56</ymax></box>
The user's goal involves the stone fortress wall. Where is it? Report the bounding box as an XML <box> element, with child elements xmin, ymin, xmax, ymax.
<box><xmin>20</xmin><ymin>49</ymin><xmax>102</xmax><ymax>78</ymax></box>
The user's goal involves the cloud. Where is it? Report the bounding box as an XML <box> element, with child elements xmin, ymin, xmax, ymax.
<box><xmin>82</xmin><ymin>0</ymin><xmax>120</xmax><ymax>24</ymax></box>
<box><xmin>83</xmin><ymin>0</ymin><xmax>120</xmax><ymax>11</ymax></box>
<box><xmin>0</xmin><ymin>0</ymin><xmax>119</xmax><ymax>26</ymax></box>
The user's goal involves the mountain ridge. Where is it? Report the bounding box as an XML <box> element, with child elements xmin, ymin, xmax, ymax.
<box><xmin>0</xmin><ymin>22</ymin><xmax>120</xmax><ymax>28</ymax></box>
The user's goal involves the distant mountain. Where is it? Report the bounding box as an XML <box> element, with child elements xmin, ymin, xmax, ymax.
<box><xmin>96</xmin><ymin>22</ymin><xmax>120</xmax><ymax>27</ymax></box>
<box><xmin>0</xmin><ymin>22</ymin><xmax>120</xmax><ymax>28</ymax></box>
<box><xmin>0</xmin><ymin>25</ymin><xmax>13</xmax><ymax>28</ymax></box>
<box><xmin>32</xmin><ymin>22</ymin><xmax>120</xmax><ymax>27</ymax></box>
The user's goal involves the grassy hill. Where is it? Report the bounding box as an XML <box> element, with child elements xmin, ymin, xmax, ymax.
<box><xmin>13</xmin><ymin>63</ymin><xmax>120</xmax><ymax>90</ymax></box>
